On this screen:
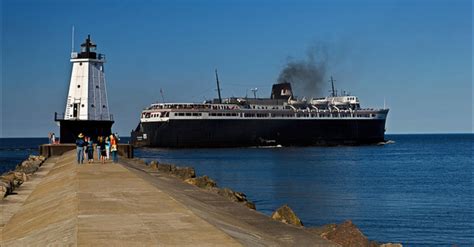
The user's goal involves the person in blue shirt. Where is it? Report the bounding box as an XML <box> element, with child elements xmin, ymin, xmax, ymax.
<box><xmin>75</xmin><ymin>133</ymin><xmax>86</xmax><ymax>164</ymax></box>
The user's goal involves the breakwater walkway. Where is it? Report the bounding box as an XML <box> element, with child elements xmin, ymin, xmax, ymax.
<box><xmin>0</xmin><ymin>151</ymin><xmax>336</xmax><ymax>246</ymax></box>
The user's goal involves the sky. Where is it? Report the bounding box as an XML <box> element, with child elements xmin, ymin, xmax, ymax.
<box><xmin>1</xmin><ymin>0</ymin><xmax>472</xmax><ymax>137</ymax></box>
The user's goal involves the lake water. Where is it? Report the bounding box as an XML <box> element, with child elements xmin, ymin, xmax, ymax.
<box><xmin>1</xmin><ymin>134</ymin><xmax>472</xmax><ymax>245</ymax></box>
<box><xmin>135</xmin><ymin>134</ymin><xmax>473</xmax><ymax>246</ymax></box>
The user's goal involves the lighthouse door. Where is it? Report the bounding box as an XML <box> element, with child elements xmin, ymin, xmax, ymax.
<box><xmin>73</xmin><ymin>103</ymin><xmax>79</xmax><ymax>118</ymax></box>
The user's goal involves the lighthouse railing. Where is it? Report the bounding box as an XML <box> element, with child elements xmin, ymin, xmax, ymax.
<box><xmin>54</xmin><ymin>112</ymin><xmax>114</xmax><ymax>121</ymax></box>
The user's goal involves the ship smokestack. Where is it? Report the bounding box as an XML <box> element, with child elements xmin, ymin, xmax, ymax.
<box><xmin>271</xmin><ymin>82</ymin><xmax>293</xmax><ymax>100</ymax></box>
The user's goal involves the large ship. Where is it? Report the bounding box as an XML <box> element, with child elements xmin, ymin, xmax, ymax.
<box><xmin>131</xmin><ymin>76</ymin><xmax>389</xmax><ymax>148</ymax></box>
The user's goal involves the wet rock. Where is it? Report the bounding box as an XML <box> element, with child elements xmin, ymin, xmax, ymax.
<box><xmin>171</xmin><ymin>166</ymin><xmax>196</xmax><ymax>180</ymax></box>
<box><xmin>271</xmin><ymin>204</ymin><xmax>303</xmax><ymax>227</ymax></box>
<box><xmin>184</xmin><ymin>176</ymin><xmax>217</xmax><ymax>189</ymax></box>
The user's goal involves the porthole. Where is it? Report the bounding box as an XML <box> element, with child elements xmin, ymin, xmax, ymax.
<box><xmin>77</xmin><ymin>85</ymin><xmax>80</xmax><ymax>88</ymax></box>
<box><xmin>79</xmin><ymin>62</ymin><xmax>82</xmax><ymax>66</ymax></box>
<box><xmin>81</xmin><ymin>104</ymin><xmax>85</xmax><ymax>107</ymax></box>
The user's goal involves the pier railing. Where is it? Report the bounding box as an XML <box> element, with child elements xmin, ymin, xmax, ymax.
<box><xmin>54</xmin><ymin>112</ymin><xmax>114</xmax><ymax>121</ymax></box>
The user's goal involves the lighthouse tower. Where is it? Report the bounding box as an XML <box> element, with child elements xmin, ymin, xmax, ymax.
<box><xmin>55</xmin><ymin>35</ymin><xmax>114</xmax><ymax>143</ymax></box>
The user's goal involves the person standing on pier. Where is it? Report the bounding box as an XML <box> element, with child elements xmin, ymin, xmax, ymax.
<box><xmin>75</xmin><ymin>133</ymin><xmax>85</xmax><ymax>164</ymax></box>
<box><xmin>105</xmin><ymin>136</ymin><xmax>111</xmax><ymax>160</ymax></box>
<box><xmin>100</xmin><ymin>138</ymin><xmax>107</xmax><ymax>164</ymax></box>
<box><xmin>86</xmin><ymin>137</ymin><xmax>94</xmax><ymax>163</ymax></box>
<box><xmin>110</xmin><ymin>134</ymin><xmax>118</xmax><ymax>163</ymax></box>
<box><xmin>97</xmin><ymin>136</ymin><xmax>103</xmax><ymax>161</ymax></box>
<box><xmin>51</xmin><ymin>133</ymin><xmax>56</xmax><ymax>144</ymax></box>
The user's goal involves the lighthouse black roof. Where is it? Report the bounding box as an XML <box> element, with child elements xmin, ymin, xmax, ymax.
<box><xmin>78</xmin><ymin>35</ymin><xmax>97</xmax><ymax>59</ymax></box>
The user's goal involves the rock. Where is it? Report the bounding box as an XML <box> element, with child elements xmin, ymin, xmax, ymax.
<box><xmin>171</xmin><ymin>166</ymin><xmax>196</xmax><ymax>180</ymax></box>
<box><xmin>243</xmin><ymin>201</ymin><xmax>256</xmax><ymax>210</ymax></box>
<box><xmin>217</xmin><ymin>188</ymin><xmax>247</xmax><ymax>202</ymax></box>
<box><xmin>15</xmin><ymin>160</ymin><xmax>40</xmax><ymax>174</ymax></box>
<box><xmin>149</xmin><ymin>160</ymin><xmax>159</xmax><ymax>169</ymax></box>
<box><xmin>319</xmin><ymin>220</ymin><xmax>375</xmax><ymax>247</ymax></box>
<box><xmin>0</xmin><ymin>180</ymin><xmax>11</xmax><ymax>199</ymax></box>
<box><xmin>271</xmin><ymin>204</ymin><xmax>303</xmax><ymax>227</ymax></box>
<box><xmin>157</xmin><ymin>163</ymin><xmax>175</xmax><ymax>173</ymax></box>
<box><xmin>307</xmin><ymin>223</ymin><xmax>337</xmax><ymax>237</ymax></box>
<box><xmin>133</xmin><ymin>158</ymin><xmax>148</xmax><ymax>165</ymax></box>
<box><xmin>184</xmin><ymin>176</ymin><xmax>217</xmax><ymax>189</ymax></box>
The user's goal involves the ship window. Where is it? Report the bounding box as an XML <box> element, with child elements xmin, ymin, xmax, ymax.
<box><xmin>79</xmin><ymin>62</ymin><xmax>82</xmax><ymax>66</ymax></box>
<box><xmin>192</xmin><ymin>113</ymin><xmax>199</xmax><ymax>116</ymax></box>
<box><xmin>178</xmin><ymin>113</ymin><xmax>184</xmax><ymax>116</ymax></box>
<box><xmin>226</xmin><ymin>113</ymin><xmax>231</xmax><ymax>116</ymax></box>
<box><xmin>217</xmin><ymin>113</ymin><xmax>223</xmax><ymax>116</ymax></box>
<box><xmin>77</xmin><ymin>85</ymin><xmax>81</xmax><ymax>88</ymax></box>
<box><xmin>186</xmin><ymin>113</ymin><xmax>191</xmax><ymax>116</ymax></box>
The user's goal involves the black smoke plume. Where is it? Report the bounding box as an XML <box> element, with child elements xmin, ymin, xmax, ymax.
<box><xmin>277</xmin><ymin>43</ymin><xmax>329</xmax><ymax>98</ymax></box>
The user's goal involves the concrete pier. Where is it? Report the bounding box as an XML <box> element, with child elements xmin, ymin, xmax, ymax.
<box><xmin>0</xmin><ymin>151</ymin><xmax>336</xmax><ymax>246</ymax></box>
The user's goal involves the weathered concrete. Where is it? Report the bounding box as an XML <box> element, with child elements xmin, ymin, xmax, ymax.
<box><xmin>1</xmin><ymin>151</ymin><xmax>337</xmax><ymax>246</ymax></box>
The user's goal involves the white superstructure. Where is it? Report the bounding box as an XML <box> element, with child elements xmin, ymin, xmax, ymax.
<box><xmin>64</xmin><ymin>35</ymin><xmax>110</xmax><ymax>121</ymax></box>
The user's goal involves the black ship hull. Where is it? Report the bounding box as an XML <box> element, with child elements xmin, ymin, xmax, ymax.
<box><xmin>131</xmin><ymin>119</ymin><xmax>387</xmax><ymax>148</ymax></box>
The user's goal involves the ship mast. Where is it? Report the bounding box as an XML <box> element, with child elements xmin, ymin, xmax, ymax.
<box><xmin>330</xmin><ymin>76</ymin><xmax>336</xmax><ymax>97</ymax></box>
<box><xmin>215</xmin><ymin>69</ymin><xmax>222</xmax><ymax>104</ymax></box>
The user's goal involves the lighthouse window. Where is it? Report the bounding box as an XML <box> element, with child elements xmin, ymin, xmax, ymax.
<box><xmin>91</xmin><ymin>104</ymin><xmax>95</xmax><ymax>108</ymax></box>
<box><xmin>96</xmin><ymin>85</ymin><xmax>99</xmax><ymax>89</ymax></box>
<box><xmin>81</xmin><ymin>104</ymin><xmax>85</xmax><ymax>107</ymax></box>
<box><xmin>79</xmin><ymin>62</ymin><xmax>82</xmax><ymax>66</ymax></box>
<box><xmin>102</xmin><ymin>105</ymin><xmax>106</xmax><ymax>108</ymax></box>
<box><xmin>77</xmin><ymin>85</ymin><xmax>81</xmax><ymax>88</ymax></box>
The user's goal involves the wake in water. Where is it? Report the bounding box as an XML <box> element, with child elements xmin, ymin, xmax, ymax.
<box><xmin>377</xmin><ymin>140</ymin><xmax>396</xmax><ymax>145</ymax></box>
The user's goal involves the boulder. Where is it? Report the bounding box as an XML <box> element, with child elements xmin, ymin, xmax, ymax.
<box><xmin>15</xmin><ymin>160</ymin><xmax>40</xmax><ymax>174</ymax></box>
<box><xmin>149</xmin><ymin>160</ymin><xmax>159</xmax><ymax>169</ymax></box>
<box><xmin>157</xmin><ymin>163</ymin><xmax>175</xmax><ymax>173</ymax></box>
<box><xmin>271</xmin><ymin>204</ymin><xmax>303</xmax><ymax>227</ymax></box>
<box><xmin>317</xmin><ymin>220</ymin><xmax>376</xmax><ymax>247</ymax></box>
<box><xmin>184</xmin><ymin>176</ymin><xmax>217</xmax><ymax>189</ymax></box>
<box><xmin>0</xmin><ymin>180</ymin><xmax>11</xmax><ymax>199</ymax></box>
<box><xmin>132</xmin><ymin>158</ymin><xmax>148</xmax><ymax>165</ymax></box>
<box><xmin>217</xmin><ymin>188</ymin><xmax>248</xmax><ymax>202</ymax></box>
<box><xmin>171</xmin><ymin>167</ymin><xmax>196</xmax><ymax>180</ymax></box>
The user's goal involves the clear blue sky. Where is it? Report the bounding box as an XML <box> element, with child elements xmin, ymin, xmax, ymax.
<box><xmin>1</xmin><ymin>0</ymin><xmax>472</xmax><ymax>137</ymax></box>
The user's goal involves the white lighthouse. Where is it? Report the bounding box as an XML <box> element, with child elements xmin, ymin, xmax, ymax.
<box><xmin>56</xmin><ymin>35</ymin><xmax>114</xmax><ymax>143</ymax></box>
<box><xmin>65</xmin><ymin>35</ymin><xmax>110</xmax><ymax>120</ymax></box>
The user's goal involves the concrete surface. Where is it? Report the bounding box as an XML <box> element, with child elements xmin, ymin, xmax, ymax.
<box><xmin>1</xmin><ymin>150</ymin><xmax>337</xmax><ymax>246</ymax></box>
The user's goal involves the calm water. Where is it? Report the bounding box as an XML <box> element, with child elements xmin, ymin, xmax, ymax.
<box><xmin>1</xmin><ymin>135</ymin><xmax>472</xmax><ymax>245</ymax></box>
<box><xmin>136</xmin><ymin>134</ymin><xmax>473</xmax><ymax>246</ymax></box>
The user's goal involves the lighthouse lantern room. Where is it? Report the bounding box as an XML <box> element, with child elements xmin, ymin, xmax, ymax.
<box><xmin>55</xmin><ymin>35</ymin><xmax>114</xmax><ymax>143</ymax></box>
